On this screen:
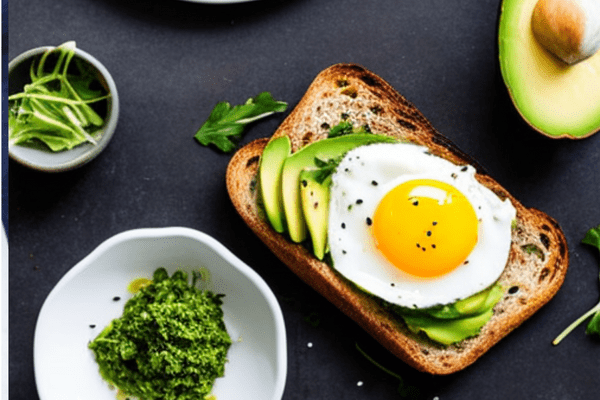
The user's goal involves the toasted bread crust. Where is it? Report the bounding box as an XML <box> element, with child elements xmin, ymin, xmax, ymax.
<box><xmin>226</xmin><ymin>64</ymin><xmax>569</xmax><ymax>374</ymax></box>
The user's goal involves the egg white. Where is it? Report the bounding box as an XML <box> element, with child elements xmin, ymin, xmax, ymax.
<box><xmin>327</xmin><ymin>142</ymin><xmax>516</xmax><ymax>309</ymax></box>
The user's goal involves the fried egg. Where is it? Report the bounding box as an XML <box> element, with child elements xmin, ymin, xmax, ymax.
<box><xmin>327</xmin><ymin>142</ymin><xmax>516</xmax><ymax>309</ymax></box>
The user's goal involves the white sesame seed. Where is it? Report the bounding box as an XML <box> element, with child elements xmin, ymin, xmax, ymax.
<box><xmin>357</xmin><ymin>381</ymin><xmax>363</xmax><ymax>387</ymax></box>
<box><xmin>307</xmin><ymin>342</ymin><xmax>313</xmax><ymax>348</ymax></box>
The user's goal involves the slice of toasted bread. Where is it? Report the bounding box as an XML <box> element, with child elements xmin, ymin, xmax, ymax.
<box><xmin>226</xmin><ymin>63</ymin><xmax>569</xmax><ymax>374</ymax></box>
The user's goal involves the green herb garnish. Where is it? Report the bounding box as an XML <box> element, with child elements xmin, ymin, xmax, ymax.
<box><xmin>312</xmin><ymin>155</ymin><xmax>343</xmax><ymax>184</ymax></box>
<box><xmin>194</xmin><ymin>92</ymin><xmax>287</xmax><ymax>153</ymax></box>
<box><xmin>553</xmin><ymin>224</ymin><xmax>600</xmax><ymax>345</ymax></box>
<box><xmin>327</xmin><ymin>120</ymin><xmax>372</xmax><ymax>138</ymax></box>
<box><xmin>88</xmin><ymin>268</ymin><xmax>232</xmax><ymax>400</ymax></box>
<box><xmin>9</xmin><ymin>41</ymin><xmax>110</xmax><ymax>152</ymax></box>
<box><xmin>327</xmin><ymin>120</ymin><xmax>354</xmax><ymax>138</ymax></box>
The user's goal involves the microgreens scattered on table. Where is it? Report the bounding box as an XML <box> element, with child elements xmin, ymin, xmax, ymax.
<box><xmin>194</xmin><ymin>92</ymin><xmax>287</xmax><ymax>153</ymax></box>
<box><xmin>553</xmin><ymin>224</ymin><xmax>600</xmax><ymax>345</ymax></box>
<box><xmin>9</xmin><ymin>41</ymin><xmax>111</xmax><ymax>152</ymax></box>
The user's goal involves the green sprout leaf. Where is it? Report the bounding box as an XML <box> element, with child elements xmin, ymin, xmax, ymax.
<box><xmin>194</xmin><ymin>92</ymin><xmax>287</xmax><ymax>153</ymax></box>
<box><xmin>8</xmin><ymin>41</ymin><xmax>110</xmax><ymax>152</ymax></box>
<box><xmin>553</xmin><ymin>224</ymin><xmax>600</xmax><ymax>345</ymax></box>
<box><xmin>355</xmin><ymin>343</ymin><xmax>421</xmax><ymax>399</ymax></box>
<box><xmin>327</xmin><ymin>119</ymin><xmax>372</xmax><ymax>138</ymax></box>
<box><xmin>312</xmin><ymin>155</ymin><xmax>343</xmax><ymax>185</ymax></box>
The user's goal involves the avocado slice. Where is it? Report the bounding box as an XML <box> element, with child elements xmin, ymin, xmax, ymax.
<box><xmin>281</xmin><ymin>134</ymin><xmax>397</xmax><ymax>243</ymax></box>
<box><xmin>259</xmin><ymin>136</ymin><xmax>291</xmax><ymax>233</ymax></box>
<box><xmin>299</xmin><ymin>169</ymin><xmax>331</xmax><ymax>260</ymax></box>
<box><xmin>498</xmin><ymin>0</ymin><xmax>600</xmax><ymax>138</ymax></box>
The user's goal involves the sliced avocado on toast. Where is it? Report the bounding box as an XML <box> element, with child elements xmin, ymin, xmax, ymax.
<box><xmin>226</xmin><ymin>63</ymin><xmax>569</xmax><ymax>374</ymax></box>
<box><xmin>259</xmin><ymin>136</ymin><xmax>291</xmax><ymax>233</ymax></box>
<box><xmin>299</xmin><ymin>169</ymin><xmax>331</xmax><ymax>260</ymax></box>
<box><xmin>280</xmin><ymin>134</ymin><xmax>396</xmax><ymax>243</ymax></box>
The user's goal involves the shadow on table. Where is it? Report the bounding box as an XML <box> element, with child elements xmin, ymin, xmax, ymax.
<box><xmin>94</xmin><ymin>0</ymin><xmax>306</xmax><ymax>30</ymax></box>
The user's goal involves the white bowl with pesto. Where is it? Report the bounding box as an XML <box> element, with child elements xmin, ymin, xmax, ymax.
<box><xmin>8</xmin><ymin>43</ymin><xmax>119</xmax><ymax>172</ymax></box>
<box><xmin>34</xmin><ymin>227</ymin><xmax>287</xmax><ymax>400</ymax></box>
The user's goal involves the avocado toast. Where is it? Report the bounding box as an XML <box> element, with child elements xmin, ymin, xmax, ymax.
<box><xmin>225</xmin><ymin>63</ymin><xmax>569</xmax><ymax>374</ymax></box>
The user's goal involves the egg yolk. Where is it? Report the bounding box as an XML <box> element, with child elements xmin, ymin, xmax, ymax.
<box><xmin>373</xmin><ymin>179</ymin><xmax>478</xmax><ymax>278</ymax></box>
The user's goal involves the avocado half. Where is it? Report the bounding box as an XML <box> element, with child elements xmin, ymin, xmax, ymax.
<box><xmin>498</xmin><ymin>0</ymin><xmax>600</xmax><ymax>139</ymax></box>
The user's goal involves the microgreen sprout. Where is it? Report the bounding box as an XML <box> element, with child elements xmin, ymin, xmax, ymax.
<box><xmin>553</xmin><ymin>224</ymin><xmax>600</xmax><ymax>345</ymax></box>
<box><xmin>9</xmin><ymin>41</ymin><xmax>110</xmax><ymax>152</ymax></box>
<box><xmin>355</xmin><ymin>343</ymin><xmax>421</xmax><ymax>399</ymax></box>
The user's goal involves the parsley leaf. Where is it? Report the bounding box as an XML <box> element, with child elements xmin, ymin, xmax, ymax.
<box><xmin>553</xmin><ymin>224</ymin><xmax>600</xmax><ymax>345</ymax></box>
<box><xmin>194</xmin><ymin>92</ymin><xmax>287</xmax><ymax>153</ymax></box>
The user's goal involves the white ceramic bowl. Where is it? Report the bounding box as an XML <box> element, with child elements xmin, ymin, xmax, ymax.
<box><xmin>8</xmin><ymin>44</ymin><xmax>119</xmax><ymax>172</ymax></box>
<box><xmin>34</xmin><ymin>227</ymin><xmax>287</xmax><ymax>400</ymax></box>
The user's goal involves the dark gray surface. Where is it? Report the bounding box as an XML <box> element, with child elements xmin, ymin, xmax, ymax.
<box><xmin>7</xmin><ymin>0</ymin><xmax>600</xmax><ymax>399</ymax></box>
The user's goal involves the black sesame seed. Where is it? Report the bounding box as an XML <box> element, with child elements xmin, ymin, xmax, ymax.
<box><xmin>464</xmin><ymin>260</ymin><xmax>469</xmax><ymax>265</ymax></box>
<box><xmin>356</xmin><ymin>199</ymin><xmax>363</xmax><ymax>204</ymax></box>
<box><xmin>413</xmin><ymin>200</ymin><xmax>419</xmax><ymax>206</ymax></box>
<box><xmin>89</xmin><ymin>324</ymin><xmax>96</xmax><ymax>329</ymax></box>
<box><xmin>341</xmin><ymin>223</ymin><xmax>346</xmax><ymax>229</ymax></box>
<box><xmin>301</xmin><ymin>180</ymin><xmax>308</xmax><ymax>187</ymax></box>
<box><xmin>432</xmin><ymin>221</ymin><xmax>438</xmax><ymax>226</ymax></box>
<box><xmin>342</xmin><ymin>250</ymin><xmax>347</xmax><ymax>254</ymax></box>
<box><xmin>366</xmin><ymin>217</ymin><xmax>372</xmax><ymax>226</ymax></box>
<box><xmin>345</xmin><ymin>168</ymin><xmax>350</xmax><ymax>172</ymax></box>
<box><xmin>416</xmin><ymin>243</ymin><xmax>421</xmax><ymax>248</ymax></box>
<box><xmin>432</xmin><ymin>244</ymin><xmax>436</xmax><ymax>249</ymax></box>
<box><xmin>461</xmin><ymin>166</ymin><xmax>468</xmax><ymax>172</ymax></box>
<box><xmin>422</xmin><ymin>247</ymin><xmax>426</xmax><ymax>252</ymax></box>
<box><xmin>390</xmin><ymin>283</ymin><xmax>396</xmax><ymax>287</ymax></box>
<box><xmin>451</xmin><ymin>173</ymin><xmax>458</xmax><ymax>179</ymax></box>
<box><xmin>371</xmin><ymin>180</ymin><xmax>378</xmax><ymax>186</ymax></box>
<box><xmin>427</xmin><ymin>231</ymin><xmax>432</xmax><ymax>236</ymax></box>
<box><xmin>113</xmin><ymin>296</ymin><xmax>121</xmax><ymax>302</ymax></box>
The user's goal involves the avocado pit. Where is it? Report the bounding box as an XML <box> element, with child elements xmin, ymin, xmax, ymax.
<box><xmin>531</xmin><ymin>0</ymin><xmax>600</xmax><ymax>64</ymax></box>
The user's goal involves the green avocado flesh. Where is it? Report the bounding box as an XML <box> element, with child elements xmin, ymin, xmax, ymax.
<box><xmin>281</xmin><ymin>133</ymin><xmax>397</xmax><ymax>243</ymax></box>
<box><xmin>88</xmin><ymin>268</ymin><xmax>231</xmax><ymax>400</ymax></box>
<box><xmin>259</xmin><ymin>136</ymin><xmax>291</xmax><ymax>233</ymax></box>
<box><xmin>396</xmin><ymin>284</ymin><xmax>504</xmax><ymax>345</ymax></box>
<box><xmin>498</xmin><ymin>0</ymin><xmax>600</xmax><ymax>138</ymax></box>
<box><xmin>299</xmin><ymin>169</ymin><xmax>331</xmax><ymax>260</ymax></box>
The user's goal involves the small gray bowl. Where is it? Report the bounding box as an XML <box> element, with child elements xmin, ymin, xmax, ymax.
<box><xmin>8</xmin><ymin>44</ymin><xmax>119</xmax><ymax>172</ymax></box>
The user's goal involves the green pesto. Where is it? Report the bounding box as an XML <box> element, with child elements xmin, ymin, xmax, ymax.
<box><xmin>88</xmin><ymin>268</ymin><xmax>232</xmax><ymax>400</ymax></box>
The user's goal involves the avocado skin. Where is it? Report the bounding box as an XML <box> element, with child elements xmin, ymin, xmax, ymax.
<box><xmin>299</xmin><ymin>170</ymin><xmax>331</xmax><ymax>260</ymax></box>
<box><xmin>281</xmin><ymin>134</ymin><xmax>397</xmax><ymax>243</ymax></box>
<box><xmin>259</xmin><ymin>136</ymin><xmax>291</xmax><ymax>233</ymax></box>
